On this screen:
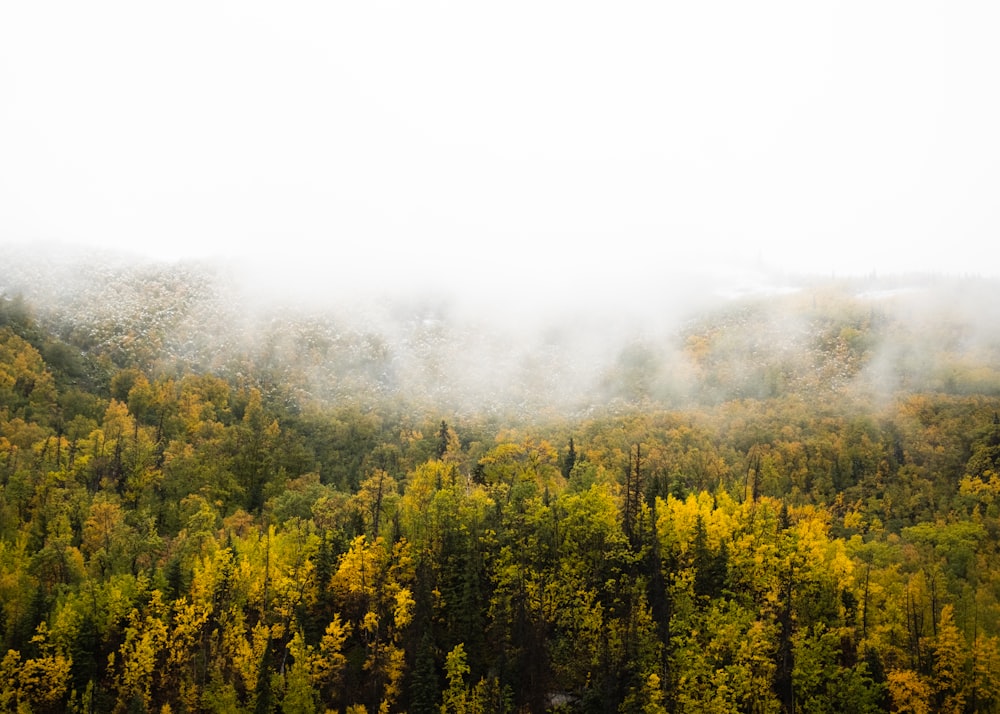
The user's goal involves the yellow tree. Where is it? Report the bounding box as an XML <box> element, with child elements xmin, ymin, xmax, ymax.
<box><xmin>441</xmin><ymin>643</ymin><xmax>472</xmax><ymax>714</ymax></box>
<box><xmin>330</xmin><ymin>535</ymin><xmax>414</xmax><ymax>713</ymax></box>
<box><xmin>888</xmin><ymin>669</ymin><xmax>932</xmax><ymax>714</ymax></box>
<box><xmin>353</xmin><ymin>469</ymin><xmax>398</xmax><ymax>540</ymax></box>
<box><xmin>928</xmin><ymin>604</ymin><xmax>969</xmax><ymax>714</ymax></box>
<box><xmin>0</xmin><ymin>328</ymin><xmax>58</xmax><ymax>425</ymax></box>
<box><xmin>396</xmin><ymin>459</ymin><xmax>463</xmax><ymax>551</ymax></box>
<box><xmin>970</xmin><ymin>634</ymin><xmax>1000</xmax><ymax>712</ymax></box>
<box><xmin>81</xmin><ymin>497</ymin><xmax>131</xmax><ymax>577</ymax></box>
<box><xmin>110</xmin><ymin>590</ymin><xmax>170</xmax><ymax>712</ymax></box>
<box><xmin>0</xmin><ymin>622</ymin><xmax>73</xmax><ymax>712</ymax></box>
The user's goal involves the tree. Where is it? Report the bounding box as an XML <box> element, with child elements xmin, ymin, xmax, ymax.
<box><xmin>929</xmin><ymin>605</ymin><xmax>968</xmax><ymax>714</ymax></box>
<box><xmin>231</xmin><ymin>388</ymin><xmax>280</xmax><ymax>513</ymax></box>
<box><xmin>353</xmin><ymin>470</ymin><xmax>398</xmax><ymax>540</ymax></box>
<box><xmin>888</xmin><ymin>669</ymin><xmax>932</xmax><ymax>714</ymax></box>
<box><xmin>441</xmin><ymin>643</ymin><xmax>471</xmax><ymax>714</ymax></box>
<box><xmin>81</xmin><ymin>498</ymin><xmax>131</xmax><ymax>577</ymax></box>
<box><xmin>562</xmin><ymin>437</ymin><xmax>576</xmax><ymax>479</ymax></box>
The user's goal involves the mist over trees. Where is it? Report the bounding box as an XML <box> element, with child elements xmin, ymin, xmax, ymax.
<box><xmin>4</xmin><ymin>245</ymin><xmax>999</xmax><ymax>417</ymax></box>
<box><xmin>3</xmin><ymin>250</ymin><xmax>1000</xmax><ymax>712</ymax></box>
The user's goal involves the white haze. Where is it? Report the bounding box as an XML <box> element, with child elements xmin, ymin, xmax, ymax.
<box><xmin>4</xmin><ymin>3</ymin><xmax>1000</xmax><ymax>416</ymax></box>
<box><xmin>2</xmin><ymin>1</ymin><xmax>1000</xmax><ymax>313</ymax></box>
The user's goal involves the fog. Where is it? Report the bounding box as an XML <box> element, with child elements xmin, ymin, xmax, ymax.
<box><xmin>0</xmin><ymin>242</ymin><xmax>726</xmax><ymax>414</ymax></box>
<box><xmin>4</xmin><ymin>4</ymin><xmax>1000</xmax><ymax>415</ymax></box>
<box><xmin>4</xmin><ymin>243</ymin><xmax>1000</xmax><ymax>422</ymax></box>
<box><xmin>3</xmin><ymin>2</ymin><xmax>1000</xmax><ymax>293</ymax></box>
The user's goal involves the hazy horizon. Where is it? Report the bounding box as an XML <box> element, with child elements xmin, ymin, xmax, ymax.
<box><xmin>3</xmin><ymin>2</ymin><xmax>1000</xmax><ymax>301</ymax></box>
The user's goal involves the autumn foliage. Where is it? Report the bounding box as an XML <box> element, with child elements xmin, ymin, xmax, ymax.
<box><xmin>2</xmin><ymin>282</ymin><xmax>1000</xmax><ymax>712</ymax></box>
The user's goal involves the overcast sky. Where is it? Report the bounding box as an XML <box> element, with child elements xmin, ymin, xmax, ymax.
<box><xmin>2</xmin><ymin>2</ymin><xmax>999</xmax><ymax>299</ymax></box>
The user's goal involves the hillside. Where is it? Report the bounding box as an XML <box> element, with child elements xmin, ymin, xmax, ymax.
<box><xmin>2</xmin><ymin>252</ymin><xmax>1000</xmax><ymax>712</ymax></box>
<box><xmin>5</xmin><ymin>247</ymin><xmax>1000</xmax><ymax>414</ymax></box>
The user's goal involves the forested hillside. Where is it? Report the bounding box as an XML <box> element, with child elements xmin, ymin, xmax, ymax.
<box><xmin>2</xmin><ymin>255</ymin><xmax>1000</xmax><ymax>712</ymax></box>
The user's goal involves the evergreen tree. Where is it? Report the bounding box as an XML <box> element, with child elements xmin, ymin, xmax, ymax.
<box><xmin>562</xmin><ymin>436</ymin><xmax>576</xmax><ymax>479</ymax></box>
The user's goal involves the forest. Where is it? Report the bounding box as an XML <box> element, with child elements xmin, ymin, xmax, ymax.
<box><xmin>2</xmin><ymin>254</ymin><xmax>1000</xmax><ymax>712</ymax></box>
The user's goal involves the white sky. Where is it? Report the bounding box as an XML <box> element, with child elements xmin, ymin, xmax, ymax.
<box><xmin>2</xmin><ymin>2</ymin><xmax>999</xmax><ymax>299</ymax></box>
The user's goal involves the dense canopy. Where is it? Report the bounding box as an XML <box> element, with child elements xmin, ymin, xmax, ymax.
<box><xmin>2</xmin><ymin>261</ymin><xmax>1000</xmax><ymax>712</ymax></box>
